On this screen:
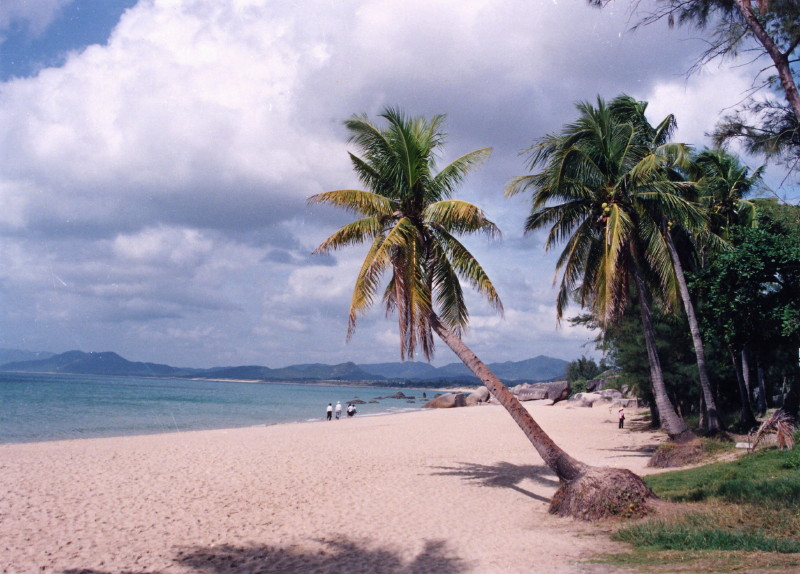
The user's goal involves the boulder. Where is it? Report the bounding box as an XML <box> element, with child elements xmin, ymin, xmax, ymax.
<box><xmin>599</xmin><ymin>389</ymin><xmax>623</xmax><ymax>401</ymax></box>
<box><xmin>423</xmin><ymin>392</ymin><xmax>467</xmax><ymax>408</ymax></box>
<box><xmin>568</xmin><ymin>392</ymin><xmax>605</xmax><ymax>408</ymax></box>
<box><xmin>465</xmin><ymin>386</ymin><xmax>490</xmax><ymax>406</ymax></box>
<box><xmin>511</xmin><ymin>381</ymin><xmax>571</xmax><ymax>404</ymax></box>
<box><xmin>586</xmin><ymin>372</ymin><xmax>622</xmax><ymax>393</ymax></box>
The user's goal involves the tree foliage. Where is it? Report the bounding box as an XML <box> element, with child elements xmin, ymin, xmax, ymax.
<box><xmin>309</xmin><ymin>107</ymin><xmax>501</xmax><ymax>361</ymax></box>
<box><xmin>590</xmin><ymin>0</ymin><xmax>800</xmax><ymax>178</ymax></box>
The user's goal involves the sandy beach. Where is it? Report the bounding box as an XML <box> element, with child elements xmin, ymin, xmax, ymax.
<box><xmin>0</xmin><ymin>401</ymin><xmax>665</xmax><ymax>573</ymax></box>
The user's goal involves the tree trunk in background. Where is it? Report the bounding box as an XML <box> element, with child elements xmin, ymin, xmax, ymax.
<box><xmin>664</xmin><ymin>230</ymin><xmax>723</xmax><ymax>433</ymax></box>
<box><xmin>735</xmin><ymin>0</ymin><xmax>800</xmax><ymax>123</ymax></box>
<box><xmin>633</xmin><ymin>266</ymin><xmax>695</xmax><ymax>442</ymax></box>
<box><xmin>756</xmin><ymin>360</ymin><xmax>768</xmax><ymax>415</ymax></box>
<box><xmin>730</xmin><ymin>346</ymin><xmax>758</xmax><ymax>429</ymax></box>
<box><xmin>742</xmin><ymin>347</ymin><xmax>753</xmax><ymax>399</ymax></box>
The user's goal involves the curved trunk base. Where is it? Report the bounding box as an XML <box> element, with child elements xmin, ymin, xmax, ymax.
<box><xmin>550</xmin><ymin>466</ymin><xmax>656</xmax><ymax>521</ymax></box>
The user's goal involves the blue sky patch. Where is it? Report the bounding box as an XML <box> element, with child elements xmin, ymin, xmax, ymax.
<box><xmin>0</xmin><ymin>0</ymin><xmax>137</xmax><ymax>80</ymax></box>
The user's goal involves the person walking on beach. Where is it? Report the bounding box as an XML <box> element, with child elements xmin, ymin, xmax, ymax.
<box><xmin>347</xmin><ymin>403</ymin><xmax>356</xmax><ymax>417</ymax></box>
<box><xmin>326</xmin><ymin>403</ymin><xmax>333</xmax><ymax>421</ymax></box>
<box><xmin>618</xmin><ymin>407</ymin><xmax>625</xmax><ymax>429</ymax></box>
<box><xmin>335</xmin><ymin>401</ymin><xmax>342</xmax><ymax>420</ymax></box>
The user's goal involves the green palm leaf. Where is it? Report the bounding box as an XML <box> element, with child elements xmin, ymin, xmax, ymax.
<box><xmin>308</xmin><ymin>189</ymin><xmax>393</xmax><ymax>218</ymax></box>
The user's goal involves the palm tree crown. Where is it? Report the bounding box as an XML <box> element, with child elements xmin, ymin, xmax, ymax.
<box><xmin>309</xmin><ymin>107</ymin><xmax>502</xmax><ymax>360</ymax></box>
<box><xmin>693</xmin><ymin>148</ymin><xmax>766</xmax><ymax>237</ymax></box>
<box><xmin>507</xmin><ymin>95</ymin><xmax>702</xmax><ymax>326</ymax></box>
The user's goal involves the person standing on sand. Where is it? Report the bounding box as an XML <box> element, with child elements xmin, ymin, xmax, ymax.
<box><xmin>326</xmin><ymin>403</ymin><xmax>333</xmax><ymax>421</ymax></box>
<box><xmin>618</xmin><ymin>407</ymin><xmax>625</xmax><ymax>429</ymax></box>
<box><xmin>335</xmin><ymin>401</ymin><xmax>342</xmax><ymax>419</ymax></box>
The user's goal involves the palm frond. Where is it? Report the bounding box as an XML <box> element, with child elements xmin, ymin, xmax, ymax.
<box><xmin>431</xmin><ymin>227</ymin><xmax>503</xmax><ymax>315</ymax></box>
<box><xmin>313</xmin><ymin>216</ymin><xmax>385</xmax><ymax>254</ymax></box>
<box><xmin>308</xmin><ymin>189</ymin><xmax>393</xmax><ymax>217</ymax></box>
<box><xmin>348</xmin><ymin>234</ymin><xmax>391</xmax><ymax>338</ymax></box>
<box><xmin>431</xmin><ymin>148</ymin><xmax>492</xmax><ymax>199</ymax></box>
<box><xmin>423</xmin><ymin>199</ymin><xmax>500</xmax><ymax>237</ymax></box>
<box><xmin>750</xmin><ymin>410</ymin><xmax>796</xmax><ymax>451</ymax></box>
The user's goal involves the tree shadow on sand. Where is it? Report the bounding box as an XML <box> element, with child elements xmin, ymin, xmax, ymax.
<box><xmin>63</xmin><ymin>537</ymin><xmax>466</xmax><ymax>574</ymax></box>
<box><xmin>597</xmin><ymin>443</ymin><xmax>660</xmax><ymax>458</ymax></box>
<box><xmin>431</xmin><ymin>461</ymin><xmax>558</xmax><ymax>503</ymax></box>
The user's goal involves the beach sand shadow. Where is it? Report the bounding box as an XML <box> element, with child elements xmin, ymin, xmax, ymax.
<box><xmin>598</xmin><ymin>443</ymin><xmax>660</xmax><ymax>457</ymax></box>
<box><xmin>431</xmin><ymin>461</ymin><xmax>558</xmax><ymax>503</ymax></box>
<box><xmin>63</xmin><ymin>537</ymin><xmax>466</xmax><ymax>574</ymax></box>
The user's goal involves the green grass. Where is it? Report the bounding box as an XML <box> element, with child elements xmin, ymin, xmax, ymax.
<box><xmin>644</xmin><ymin>444</ymin><xmax>800</xmax><ymax>508</ymax></box>
<box><xmin>595</xmin><ymin>444</ymin><xmax>800</xmax><ymax>572</ymax></box>
<box><xmin>615</xmin><ymin>512</ymin><xmax>800</xmax><ymax>553</ymax></box>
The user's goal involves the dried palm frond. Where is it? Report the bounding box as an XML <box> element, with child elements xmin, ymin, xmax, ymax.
<box><xmin>749</xmin><ymin>410</ymin><xmax>796</xmax><ymax>452</ymax></box>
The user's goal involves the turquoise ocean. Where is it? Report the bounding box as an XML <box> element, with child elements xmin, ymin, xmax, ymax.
<box><xmin>0</xmin><ymin>372</ymin><xmax>428</xmax><ymax>445</ymax></box>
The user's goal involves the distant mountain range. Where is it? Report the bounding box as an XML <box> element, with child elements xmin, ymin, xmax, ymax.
<box><xmin>0</xmin><ymin>348</ymin><xmax>568</xmax><ymax>385</ymax></box>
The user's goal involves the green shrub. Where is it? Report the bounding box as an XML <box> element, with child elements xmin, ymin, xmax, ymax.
<box><xmin>570</xmin><ymin>378</ymin><xmax>588</xmax><ymax>396</ymax></box>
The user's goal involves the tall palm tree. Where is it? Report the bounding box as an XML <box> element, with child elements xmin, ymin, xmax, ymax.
<box><xmin>310</xmin><ymin>107</ymin><xmax>653</xmax><ymax>519</ymax></box>
<box><xmin>610</xmin><ymin>97</ymin><xmax>724</xmax><ymax>434</ymax></box>
<box><xmin>693</xmin><ymin>148</ymin><xmax>767</xmax><ymax>425</ymax></box>
<box><xmin>507</xmin><ymin>95</ymin><xmax>699</xmax><ymax>443</ymax></box>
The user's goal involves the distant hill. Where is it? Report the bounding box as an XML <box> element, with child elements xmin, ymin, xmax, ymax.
<box><xmin>0</xmin><ymin>350</ymin><xmax>568</xmax><ymax>384</ymax></box>
<box><xmin>0</xmin><ymin>348</ymin><xmax>55</xmax><ymax>365</ymax></box>
<box><xmin>0</xmin><ymin>351</ymin><xmax>199</xmax><ymax>378</ymax></box>
<box><xmin>203</xmin><ymin>361</ymin><xmax>381</xmax><ymax>382</ymax></box>
<box><xmin>359</xmin><ymin>355</ymin><xmax>568</xmax><ymax>383</ymax></box>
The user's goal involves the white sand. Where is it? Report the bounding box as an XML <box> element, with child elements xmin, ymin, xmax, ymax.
<box><xmin>0</xmin><ymin>402</ymin><xmax>665</xmax><ymax>573</ymax></box>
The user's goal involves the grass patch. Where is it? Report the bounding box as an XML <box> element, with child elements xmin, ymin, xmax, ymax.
<box><xmin>645</xmin><ymin>445</ymin><xmax>800</xmax><ymax>508</ymax></box>
<box><xmin>614</xmin><ymin>511</ymin><xmax>800</xmax><ymax>552</ymax></box>
<box><xmin>598</xmin><ymin>549</ymin><xmax>800</xmax><ymax>573</ymax></box>
<box><xmin>593</xmin><ymin>444</ymin><xmax>800</xmax><ymax>571</ymax></box>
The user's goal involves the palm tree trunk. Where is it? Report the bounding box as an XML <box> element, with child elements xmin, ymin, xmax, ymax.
<box><xmin>664</xmin><ymin>230</ymin><xmax>723</xmax><ymax>433</ymax></box>
<box><xmin>429</xmin><ymin>312</ymin><xmax>656</xmax><ymax>520</ymax></box>
<box><xmin>729</xmin><ymin>345</ymin><xmax>758</xmax><ymax>429</ymax></box>
<box><xmin>756</xmin><ymin>360</ymin><xmax>768</xmax><ymax>415</ymax></box>
<box><xmin>742</xmin><ymin>347</ymin><xmax>753</xmax><ymax>400</ymax></box>
<box><xmin>632</xmin><ymin>266</ymin><xmax>695</xmax><ymax>443</ymax></box>
<box><xmin>429</xmin><ymin>314</ymin><xmax>588</xmax><ymax>481</ymax></box>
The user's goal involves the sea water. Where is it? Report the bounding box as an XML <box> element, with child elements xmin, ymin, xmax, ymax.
<box><xmin>0</xmin><ymin>372</ymin><xmax>429</xmax><ymax>444</ymax></box>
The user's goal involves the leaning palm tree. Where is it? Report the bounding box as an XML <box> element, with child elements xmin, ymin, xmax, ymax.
<box><xmin>507</xmin><ymin>95</ymin><xmax>698</xmax><ymax>443</ymax></box>
<box><xmin>310</xmin><ymin>107</ymin><xmax>653</xmax><ymax>519</ymax></box>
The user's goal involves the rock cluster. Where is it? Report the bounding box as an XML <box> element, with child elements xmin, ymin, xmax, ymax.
<box><xmin>510</xmin><ymin>381</ymin><xmax>570</xmax><ymax>403</ymax></box>
<box><xmin>568</xmin><ymin>388</ymin><xmax>637</xmax><ymax>408</ymax></box>
<box><xmin>423</xmin><ymin>383</ymin><xmax>570</xmax><ymax>409</ymax></box>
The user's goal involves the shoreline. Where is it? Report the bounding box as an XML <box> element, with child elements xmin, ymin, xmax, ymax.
<box><xmin>0</xmin><ymin>401</ymin><xmax>432</xmax><ymax>447</ymax></box>
<box><xmin>0</xmin><ymin>401</ymin><xmax>664</xmax><ymax>573</ymax></box>
<box><xmin>1</xmin><ymin>367</ymin><xmax>480</xmax><ymax>390</ymax></box>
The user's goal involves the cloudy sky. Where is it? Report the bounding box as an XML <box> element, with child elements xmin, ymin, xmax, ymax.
<box><xmin>0</xmin><ymin>0</ymin><xmax>795</xmax><ymax>369</ymax></box>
